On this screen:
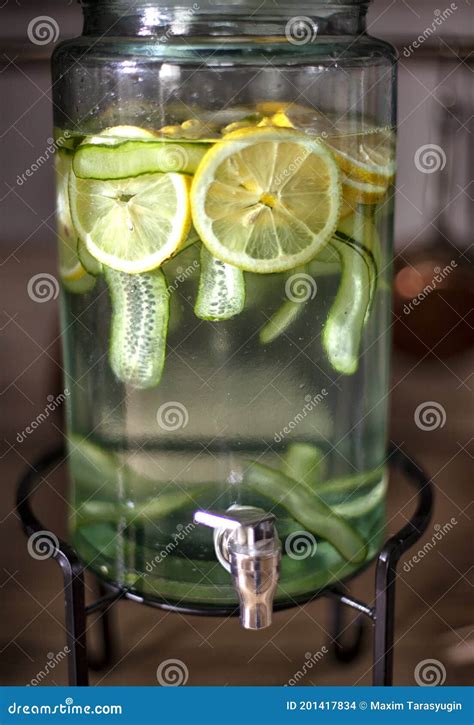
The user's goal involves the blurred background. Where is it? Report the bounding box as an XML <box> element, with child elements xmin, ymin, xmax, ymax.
<box><xmin>1</xmin><ymin>0</ymin><xmax>472</xmax><ymax>687</ymax></box>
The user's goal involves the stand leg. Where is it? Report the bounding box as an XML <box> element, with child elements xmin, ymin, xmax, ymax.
<box><xmin>57</xmin><ymin>551</ymin><xmax>89</xmax><ymax>686</ymax></box>
<box><xmin>88</xmin><ymin>582</ymin><xmax>115</xmax><ymax>671</ymax></box>
<box><xmin>330</xmin><ymin>596</ymin><xmax>366</xmax><ymax>663</ymax></box>
<box><xmin>372</xmin><ymin>551</ymin><xmax>397</xmax><ymax>686</ymax></box>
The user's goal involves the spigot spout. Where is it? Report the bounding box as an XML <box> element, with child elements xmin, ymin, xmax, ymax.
<box><xmin>193</xmin><ymin>505</ymin><xmax>281</xmax><ymax>630</ymax></box>
<box><xmin>231</xmin><ymin>547</ymin><xmax>280</xmax><ymax>630</ymax></box>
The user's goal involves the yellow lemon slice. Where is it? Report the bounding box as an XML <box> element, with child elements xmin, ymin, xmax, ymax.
<box><xmin>69</xmin><ymin>170</ymin><xmax>191</xmax><ymax>274</ymax></box>
<box><xmin>190</xmin><ymin>127</ymin><xmax>341</xmax><ymax>274</ymax></box>
<box><xmin>325</xmin><ymin>128</ymin><xmax>396</xmax><ymax>186</ymax></box>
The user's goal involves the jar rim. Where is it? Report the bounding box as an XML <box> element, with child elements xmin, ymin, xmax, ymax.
<box><xmin>80</xmin><ymin>0</ymin><xmax>371</xmax><ymax>8</ymax></box>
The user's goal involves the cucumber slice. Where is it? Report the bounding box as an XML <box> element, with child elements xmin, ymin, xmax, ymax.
<box><xmin>331</xmin><ymin>479</ymin><xmax>386</xmax><ymax>517</ymax></box>
<box><xmin>322</xmin><ymin>233</ymin><xmax>377</xmax><ymax>375</ymax></box>
<box><xmin>259</xmin><ymin>299</ymin><xmax>303</xmax><ymax>344</ymax></box>
<box><xmin>73</xmin><ymin>139</ymin><xmax>208</xmax><ymax>179</ymax></box>
<box><xmin>312</xmin><ymin>467</ymin><xmax>384</xmax><ymax>501</ymax></box>
<box><xmin>245</xmin><ymin>461</ymin><xmax>368</xmax><ymax>564</ymax></box>
<box><xmin>194</xmin><ymin>246</ymin><xmax>245</xmax><ymax>321</ymax></box>
<box><xmin>283</xmin><ymin>442</ymin><xmax>326</xmax><ymax>490</ymax></box>
<box><xmin>105</xmin><ymin>267</ymin><xmax>169</xmax><ymax>389</ymax></box>
<box><xmin>77</xmin><ymin>238</ymin><xmax>102</xmax><ymax>276</ymax></box>
<box><xmin>260</xmin><ymin>245</ymin><xmax>341</xmax><ymax>345</ymax></box>
<box><xmin>68</xmin><ymin>435</ymin><xmax>119</xmax><ymax>488</ymax></box>
<box><xmin>75</xmin><ymin>487</ymin><xmax>209</xmax><ymax>527</ymax></box>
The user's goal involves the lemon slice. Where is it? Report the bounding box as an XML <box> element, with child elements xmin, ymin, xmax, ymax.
<box><xmin>160</xmin><ymin>119</ymin><xmax>220</xmax><ymax>141</ymax></box>
<box><xmin>325</xmin><ymin>128</ymin><xmax>396</xmax><ymax>185</ymax></box>
<box><xmin>342</xmin><ymin>175</ymin><xmax>389</xmax><ymax>205</ymax></box>
<box><xmin>69</xmin><ymin>171</ymin><xmax>191</xmax><ymax>274</ymax></box>
<box><xmin>191</xmin><ymin>127</ymin><xmax>341</xmax><ymax>274</ymax></box>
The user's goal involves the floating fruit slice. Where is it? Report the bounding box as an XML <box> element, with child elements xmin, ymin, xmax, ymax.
<box><xmin>69</xmin><ymin>170</ymin><xmax>191</xmax><ymax>274</ymax></box>
<box><xmin>259</xmin><ymin>299</ymin><xmax>303</xmax><ymax>344</ymax></box>
<box><xmin>282</xmin><ymin>443</ymin><xmax>326</xmax><ymax>491</ymax></box>
<box><xmin>342</xmin><ymin>175</ymin><xmax>388</xmax><ymax>205</ymax></box>
<box><xmin>105</xmin><ymin>267</ymin><xmax>169</xmax><ymax>388</ymax></box>
<box><xmin>245</xmin><ymin>461</ymin><xmax>368</xmax><ymax>564</ymax></box>
<box><xmin>194</xmin><ymin>246</ymin><xmax>245</xmax><ymax>320</ymax></box>
<box><xmin>73</xmin><ymin>122</ymin><xmax>207</xmax><ymax>178</ymax></box>
<box><xmin>55</xmin><ymin>152</ymin><xmax>96</xmax><ymax>293</ymax></box>
<box><xmin>338</xmin><ymin>210</ymin><xmax>382</xmax><ymax>317</ymax></box>
<box><xmin>325</xmin><ymin>128</ymin><xmax>396</xmax><ymax>186</ymax></box>
<box><xmin>73</xmin><ymin>137</ymin><xmax>208</xmax><ymax>178</ymax></box>
<box><xmin>221</xmin><ymin>113</ymin><xmax>263</xmax><ymax>135</ymax></box>
<box><xmin>331</xmin><ymin>479</ymin><xmax>386</xmax><ymax>518</ymax></box>
<box><xmin>160</xmin><ymin>118</ymin><xmax>220</xmax><ymax>141</ymax></box>
<box><xmin>191</xmin><ymin>127</ymin><xmax>341</xmax><ymax>274</ymax></box>
<box><xmin>323</xmin><ymin>213</ymin><xmax>380</xmax><ymax>374</ymax></box>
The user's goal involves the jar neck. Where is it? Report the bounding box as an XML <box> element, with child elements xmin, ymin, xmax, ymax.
<box><xmin>81</xmin><ymin>1</ymin><xmax>370</xmax><ymax>38</ymax></box>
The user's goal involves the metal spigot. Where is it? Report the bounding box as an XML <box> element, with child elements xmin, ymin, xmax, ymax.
<box><xmin>194</xmin><ymin>505</ymin><xmax>281</xmax><ymax>630</ymax></box>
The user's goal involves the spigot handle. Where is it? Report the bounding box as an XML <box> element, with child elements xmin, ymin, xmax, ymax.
<box><xmin>193</xmin><ymin>511</ymin><xmax>242</xmax><ymax>531</ymax></box>
<box><xmin>194</xmin><ymin>506</ymin><xmax>275</xmax><ymax>531</ymax></box>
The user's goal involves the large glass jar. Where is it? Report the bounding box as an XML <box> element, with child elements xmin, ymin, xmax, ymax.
<box><xmin>52</xmin><ymin>0</ymin><xmax>396</xmax><ymax>612</ymax></box>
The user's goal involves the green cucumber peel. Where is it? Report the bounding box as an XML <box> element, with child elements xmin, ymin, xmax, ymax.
<box><xmin>73</xmin><ymin>139</ymin><xmax>209</xmax><ymax>179</ymax></box>
<box><xmin>194</xmin><ymin>246</ymin><xmax>245</xmax><ymax>321</ymax></box>
<box><xmin>75</xmin><ymin>487</ymin><xmax>210</xmax><ymax>527</ymax></box>
<box><xmin>330</xmin><ymin>478</ymin><xmax>386</xmax><ymax>518</ymax></box>
<box><xmin>259</xmin><ymin>244</ymin><xmax>341</xmax><ymax>346</ymax></box>
<box><xmin>312</xmin><ymin>466</ymin><xmax>384</xmax><ymax>497</ymax></box>
<box><xmin>282</xmin><ymin>443</ymin><xmax>326</xmax><ymax>491</ymax></box>
<box><xmin>259</xmin><ymin>299</ymin><xmax>303</xmax><ymax>344</ymax></box>
<box><xmin>244</xmin><ymin>461</ymin><xmax>368</xmax><ymax>564</ymax></box>
<box><xmin>322</xmin><ymin>232</ymin><xmax>378</xmax><ymax>375</ymax></box>
<box><xmin>105</xmin><ymin>267</ymin><xmax>169</xmax><ymax>389</ymax></box>
<box><xmin>334</xmin><ymin>229</ymin><xmax>379</xmax><ymax>322</ymax></box>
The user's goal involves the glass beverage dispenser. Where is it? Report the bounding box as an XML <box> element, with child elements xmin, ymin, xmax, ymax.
<box><xmin>53</xmin><ymin>0</ymin><xmax>396</xmax><ymax>628</ymax></box>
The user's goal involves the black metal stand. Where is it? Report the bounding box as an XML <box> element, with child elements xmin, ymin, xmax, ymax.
<box><xmin>16</xmin><ymin>445</ymin><xmax>433</xmax><ymax>687</ymax></box>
